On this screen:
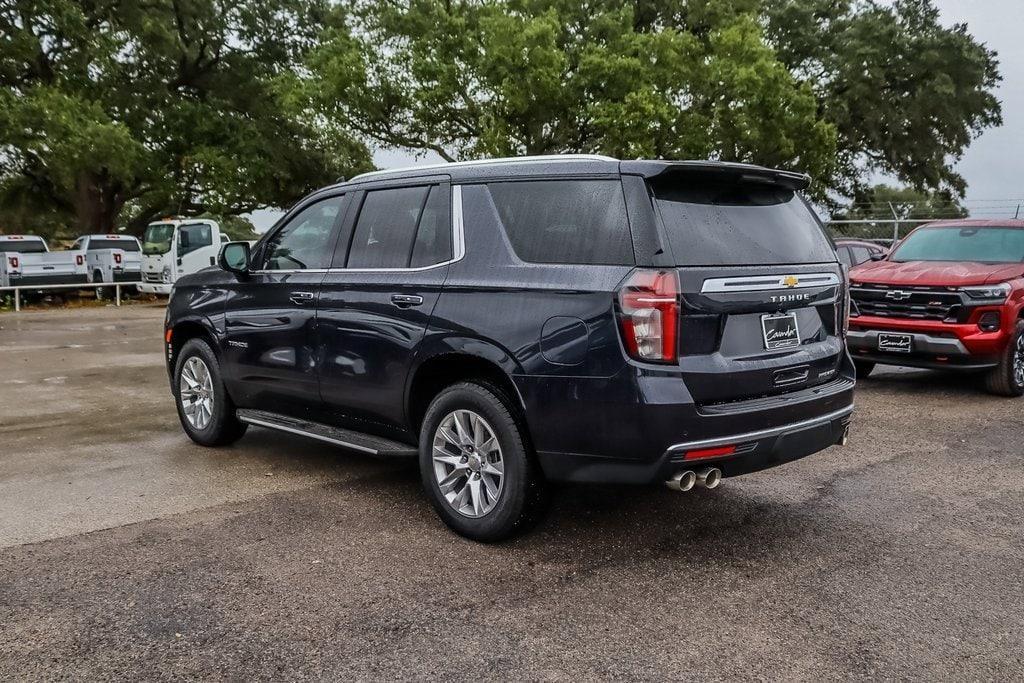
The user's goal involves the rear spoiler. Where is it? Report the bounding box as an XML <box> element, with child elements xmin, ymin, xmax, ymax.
<box><xmin>620</xmin><ymin>160</ymin><xmax>810</xmax><ymax>191</ymax></box>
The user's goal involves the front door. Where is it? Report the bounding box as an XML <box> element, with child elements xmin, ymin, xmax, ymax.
<box><xmin>222</xmin><ymin>194</ymin><xmax>348</xmax><ymax>414</ymax></box>
<box><xmin>316</xmin><ymin>182</ymin><xmax>455</xmax><ymax>433</ymax></box>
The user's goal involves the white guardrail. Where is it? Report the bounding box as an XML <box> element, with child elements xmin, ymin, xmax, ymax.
<box><xmin>0</xmin><ymin>281</ymin><xmax>142</xmax><ymax>312</ymax></box>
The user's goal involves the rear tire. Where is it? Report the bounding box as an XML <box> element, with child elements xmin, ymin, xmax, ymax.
<box><xmin>173</xmin><ymin>338</ymin><xmax>248</xmax><ymax>445</ymax></box>
<box><xmin>853</xmin><ymin>360</ymin><xmax>875</xmax><ymax>378</ymax></box>
<box><xmin>419</xmin><ymin>381</ymin><xmax>546</xmax><ymax>542</ymax></box>
<box><xmin>984</xmin><ymin>320</ymin><xmax>1024</xmax><ymax>397</ymax></box>
<box><xmin>93</xmin><ymin>271</ymin><xmax>107</xmax><ymax>300</ymax></box>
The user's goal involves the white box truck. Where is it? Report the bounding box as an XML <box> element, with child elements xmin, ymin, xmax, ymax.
<box><xmin>139</xmin><ymin>219</ymin><xmax>226</xmax><ymax>295</ymax></box>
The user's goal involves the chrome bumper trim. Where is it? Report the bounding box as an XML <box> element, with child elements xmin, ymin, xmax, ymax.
<box><xmin>665</xmin><ymin>405</ymin><xmax>854</xmax><ymax>454</ymax></box>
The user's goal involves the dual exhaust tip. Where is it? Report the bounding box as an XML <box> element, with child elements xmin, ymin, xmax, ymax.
<box><xmin>665</xmin><ymin>467</ymin><xmax>721</xmax><ymax>492</ymax></box>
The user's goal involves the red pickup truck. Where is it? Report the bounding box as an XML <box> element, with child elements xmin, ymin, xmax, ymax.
<box><xmin>847</xmin><ymin>220</ymin><xmax>1024</xmax><ymax>396</ymax></box>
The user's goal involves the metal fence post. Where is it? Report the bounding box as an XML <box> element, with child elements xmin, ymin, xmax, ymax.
<box><xmin>14</xmin><ymin>288</ymin><xmax>20</xmax><ymax>312</ymax></box>
<box><xmin>115</xmin><ymin>284</ymin><xmax>121</xmax><ymax>307</ymax></box>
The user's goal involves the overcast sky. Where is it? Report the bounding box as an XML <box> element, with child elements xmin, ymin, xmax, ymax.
<box><xmin>250</xmin><ymin>0</ymin><xmax>1024</xmax><ymax>231</ymax></box>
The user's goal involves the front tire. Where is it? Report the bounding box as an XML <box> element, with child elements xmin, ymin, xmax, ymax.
<box><xmin>419</xmin><ymin>381</ymin><xmax>545</xmax><ymax>542</ymax></box>
<box><xmin>173</xmin><ymin>338</ymin><xmax>248</xmax><ymax>445</ymax></box>
<box><xmin>984</xmin><ymin>320</ymin><xmax>1024</xmax><ymax>397</ymax></box>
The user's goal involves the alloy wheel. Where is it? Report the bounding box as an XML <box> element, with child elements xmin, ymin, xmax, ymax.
<box><xmin>180</xmin><ymin>356</ymin><xmax>214</xmax><ymax>430</ymax></box>
<box><xmin>431</xmin><ymin>409</ymin><xmax>505</xmax><ymax>518</ymax></box>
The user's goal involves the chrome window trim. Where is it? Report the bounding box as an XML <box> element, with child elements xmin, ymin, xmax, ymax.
<box><xmin>701</xmin><ymin>272</ymin><xmax>840</xmax><ymax>293</ymax></box>
<box><xmin>252</xmin><ymin>185</ymin><xmax>466</xmax><ymax>275</ymax></box>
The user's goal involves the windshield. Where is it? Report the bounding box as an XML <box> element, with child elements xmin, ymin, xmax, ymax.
<box><xmin>0</xmin><ymin>239</ymin><xmax>46</xmax><ymax>254</ymax></box>
<box><xmin>651</xmin><ymin>177</ymin><xmax>835</xmax><ymax>266</ymax></box>
<box><xmin>143</xmin><ymin>224</ymin><xmax>175</xmax><ymax>255</ymax></box>
<box><xmin>891</xmin><ymin>226</ymin><xmax>1024</xmax><ymax>264</ymax></box>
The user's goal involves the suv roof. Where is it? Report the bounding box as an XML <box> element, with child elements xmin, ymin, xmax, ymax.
<box><xmin>336</xmin><ymin>155</ymin><xmax>810</xmax><ymax>191</ymax></box>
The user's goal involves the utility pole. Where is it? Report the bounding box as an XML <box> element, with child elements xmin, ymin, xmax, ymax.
<box><xmin>888</xmin><ymin>201</ymin><xmax>900</xmax><ymax>244</ymax></box>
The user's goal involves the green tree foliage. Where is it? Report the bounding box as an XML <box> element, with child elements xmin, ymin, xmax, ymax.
<box><xmin>0</xmin><ymin>0</ymin><xmax>372</xmax><ymax>238</ymax></box>
<box><xmin>765</xmin><ymin>0</ymin><xmax>1001</xmax><ymax>199</ymax></box>
<box><xmin>303</xmin><ymin>0</ymin><xmax>836</xmax><ymax>195</ymax></box>
<box><xmin>304</xmin><ymin>0</ymin><xmax>999</xmax><ymax>203</ymax></box>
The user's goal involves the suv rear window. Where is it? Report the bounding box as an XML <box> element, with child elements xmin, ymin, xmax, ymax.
<box><xmin>487</xmin><ymin>180</ymin><xmax>634</xmax><ymax>265</ymax></box>
<box><xmin>651</xmin><ymin>177</ymin><xmax>834</xmax><ymax>266</ymax></box>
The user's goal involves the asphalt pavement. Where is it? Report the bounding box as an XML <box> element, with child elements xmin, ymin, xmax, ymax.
<box><xmin>1</xmin><ymin>306</ymin><xmax>1021</xmax><ymax>680</ymax></box>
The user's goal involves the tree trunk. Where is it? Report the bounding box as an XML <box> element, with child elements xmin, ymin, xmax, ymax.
<box><xmin>72</xmin><ymin>171</ymin><xmax>126</xmax><ymax>235</ymax></box>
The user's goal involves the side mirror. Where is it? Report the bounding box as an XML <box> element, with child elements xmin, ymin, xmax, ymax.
<box><xmin>869</xmin><ymin>253</ymin><xmax>886</xmax><ymax>262</ymax></box>
<box><xmin>219</xmin><ymin>241</ymin><xmax>251</xmax><ymax>275</ymax></box>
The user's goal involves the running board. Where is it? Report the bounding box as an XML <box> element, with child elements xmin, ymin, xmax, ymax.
<box><xmin>236</xmin><ymin>409</ymin><xmax>418</xmax><ymax>457</ymax></box>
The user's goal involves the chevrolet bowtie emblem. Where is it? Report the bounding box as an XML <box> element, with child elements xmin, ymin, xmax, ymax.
<box><xmin>782</xmin><ymin>275</ymin><xmax>799</xmax><ymax>288</ymax></box>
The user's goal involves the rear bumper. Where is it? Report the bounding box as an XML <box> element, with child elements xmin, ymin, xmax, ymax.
<box><xmin>111</xmin><ymin>272</ymin><xmax>142</xmax><ymax>283</ymax></box>
<box><xmin>8</xmin><ymin>274</ymin><xmax>89</xmax><ymax>287</ymax></box>
<box><xmin>848</xmin><ymin>317</ymin><xmax>1005</xmax><ymax>370</ymax></box>
<box><xmin>540</xmin><ymin>404</ymin><xmax>853</xmax><ymax>484</ymax></box>
<box><xmin>521</xmin><ymin>360</ymin><xmax>856</xmax><ymax>485</ymax></box>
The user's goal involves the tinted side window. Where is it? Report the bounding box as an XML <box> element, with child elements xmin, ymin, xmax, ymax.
<box><xmin>410</xmin><ymin>186</ymin><xmax>452</xmax><ymax>268</ymax></box>
<box><xmin>348</xmin><ymin>186</ymin><xmax>429</xmax><ymax>268</ymax></box>
<box><xmin>487</xmin><ymin>180</ymin><xmax>634</xmax><ymax>265</ymax></box>
<box><xmin>178</xmin><ymin>224</ymin><xmax>213</xmax><ymax>256</ymax></box>
<box><xmin>263</xmin><ymin>196</ymin><xmax>344</xmax><ymax>270</ymax></box>
<box><xmin>851</xmin><ymin>246</ymin><xmax>872</xmax><ymax>264</ymax></box>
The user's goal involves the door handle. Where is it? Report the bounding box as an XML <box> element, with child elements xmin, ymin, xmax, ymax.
<box><xmin>289</xmin><ymin>291</ymin><xmax>315</xmax><ymax>305</ymax></box>
<box><xmin>390</xmin><ymin>294</ymin><xmax>424</xmax><ymax>308</ymax></box>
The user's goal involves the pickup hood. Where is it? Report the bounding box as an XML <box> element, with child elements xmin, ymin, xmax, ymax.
<box><xmin>850</xmin><ymin>260</ymin><xmax>1024</xmax><ymax>287</ymax></box>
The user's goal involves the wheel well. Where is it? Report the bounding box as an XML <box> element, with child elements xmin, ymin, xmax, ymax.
<box><xmin>170</xmin><ymin>320</ymin><xmax>217</xmax><ymax>369</ymax></box>
<box><xmin>407</xmin><ymin>354</ymin><xmax>524</xmax><ymax>433</ymax></box>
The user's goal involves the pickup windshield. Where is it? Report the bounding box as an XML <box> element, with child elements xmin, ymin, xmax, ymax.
<box><xmin>651</xmin><ymin>176</ymin><xmax>835</xmax><ymax>266</ymax></box>
<box><xmin>891</xmin><ymin>226</ymin><xmax>1024</xmax><ymax>264</ymax></box>
<box><xmin>143</xmin><ymin>224</ymin><xmax>175</xmax><ymax>255</ymax></box>
<box><xmin>0</xmin><ymin>240</ymin><xmax>46</xmax><ymax>254</ymax></box>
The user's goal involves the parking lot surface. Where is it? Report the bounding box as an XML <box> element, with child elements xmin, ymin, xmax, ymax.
<box><xmin>1</xmin><ymin>306</ymin><xmax>1022</xmax><ymax>679</ymax></box>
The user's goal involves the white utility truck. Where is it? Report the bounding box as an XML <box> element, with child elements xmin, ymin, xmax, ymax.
<box><xmin>139</xmin><ymin>219</ymin><xmax>226</xmax><ymax>295</ymax></box>
<box><xmin>0</xmin><ymin>235</ymin><xmax>88</xmax><ymax>288</ymax></box>
<box><xmin>70</xmin><ymin>234</ymin><xmax>144</xmax><ymax>286</ymax></box>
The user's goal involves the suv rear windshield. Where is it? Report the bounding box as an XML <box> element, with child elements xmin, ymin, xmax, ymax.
<box><xmin>890</xmin><ymin>226</ymin><xmax>1024</xmax><ymax>264</ymax></box>
<box><xmin>651</xmin><ymin>176</ymin><xmax>834</xmax><ymax>266</ymax></box>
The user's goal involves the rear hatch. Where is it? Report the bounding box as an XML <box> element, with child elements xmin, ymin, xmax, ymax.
<box><xmin>647</xmin><ymin>168</ymin><xmax>846</xmax><ymax>405</ymax></box>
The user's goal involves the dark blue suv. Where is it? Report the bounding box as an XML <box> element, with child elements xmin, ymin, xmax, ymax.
<box><xmin>165</xmin><ymin>155</ymin><xmax>855</xmax><ymax>541</ymax></box>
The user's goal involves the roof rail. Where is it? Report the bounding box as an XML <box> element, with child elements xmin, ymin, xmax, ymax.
<box><xmin>349</xmin><ymin>154</ymin><xmax>618</xmax><ymax>182</ymax></box>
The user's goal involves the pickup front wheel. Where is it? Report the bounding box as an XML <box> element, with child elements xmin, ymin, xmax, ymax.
<box><xmin>419</xmin><ymin>381</ymin><xmax>546</xmax><ymax>542</ymax></box>
<box><xmin>984</xmin><ymin>321</ymin><xmax>1024</xmax><ymax>397</ymax></box>
<box><xmin>173</xmin><ymin>338</ymin><xmax>248</xmax><ymax>445</ymax></box>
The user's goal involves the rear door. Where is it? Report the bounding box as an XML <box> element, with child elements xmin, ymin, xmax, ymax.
<box><xmin>315</xmin><ymin>181</ymin><xmax>454</xmax><ymax>430</ymax></box>
<box><xmin>645</xmin><ymin>171</ymin><xmax>846</xmax><ymax>404</ymax></box>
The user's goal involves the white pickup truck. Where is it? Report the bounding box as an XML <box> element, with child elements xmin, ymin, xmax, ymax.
<box><xmin>0</xmin><ymin>235</ymin><xmax>88</xmax><ymax>288</ymax></box>
<box><xmin>70</xmin><ymin>234</ymin><xmax>144</xmax><ymax>286</ymax></box>
<box><xmin>139</xmin><ymin>219</ymin><xmax>227</xmax><ymax>295</ymax></box>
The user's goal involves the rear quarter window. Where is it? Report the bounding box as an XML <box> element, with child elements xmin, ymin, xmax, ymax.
<box><xmin>651</xmin><ymin>176</ymin><xmax>835</xmax><ymax>266</ymax></box>
<box><xmin>486</xmin><ymin>180</ymin><xmax>635</xmax><ymax>265</ymax></box>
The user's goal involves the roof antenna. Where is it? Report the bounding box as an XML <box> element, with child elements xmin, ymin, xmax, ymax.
<box><xmin>335</xmin><ymin>176</ymin><xmax>346</xmax><ymax>183</ymax></box>
<box><xmin>1015</xmin><ymin>203</ymin><xmax>1020</xmax><ymax>219</ymax></box>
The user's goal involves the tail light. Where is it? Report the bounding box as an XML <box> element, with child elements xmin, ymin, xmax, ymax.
<box><xmin>840</xmin><ymin>268</ymin><xmax>851</xmax><ymax>337</ymax></box>
<box><xmin>617</xmin><ymin>269</ymin><xmax>680</xmax><ymax>363</ymax></box>
<box><xmin>9</xmin><ymin>256</ymin><xmax>18</xmax><ymax>269</ymax></box>
<box><xmin>76</xmin><ymin>254</ymin><xmax>84</xmax><ymax>266</ymax></box>
<box><xmin>114</xmin><ymin>252</ymin><xmax>122</xmax><ymax>265</ymax></box>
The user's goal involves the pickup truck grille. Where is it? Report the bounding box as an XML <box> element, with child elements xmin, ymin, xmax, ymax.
<box><xmin>851</xmin><ymin>285</ymin><xmax>963</xmax><ymax>322</ymax></box>
<box><xmin>143</xmin><ymin>272</ymin><xmax>163</xmax><ymax>283</ymax></box>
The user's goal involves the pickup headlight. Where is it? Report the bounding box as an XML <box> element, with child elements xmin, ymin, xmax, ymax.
<box><xmin>961</xmin><ymin>283</ymin><xmax>1011</xmax><ymax>301</ymax></box>
<box><xmin>161</xmin><ymin>266</ymin><xmax>171</xmax><ymax>284</ymax></box>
